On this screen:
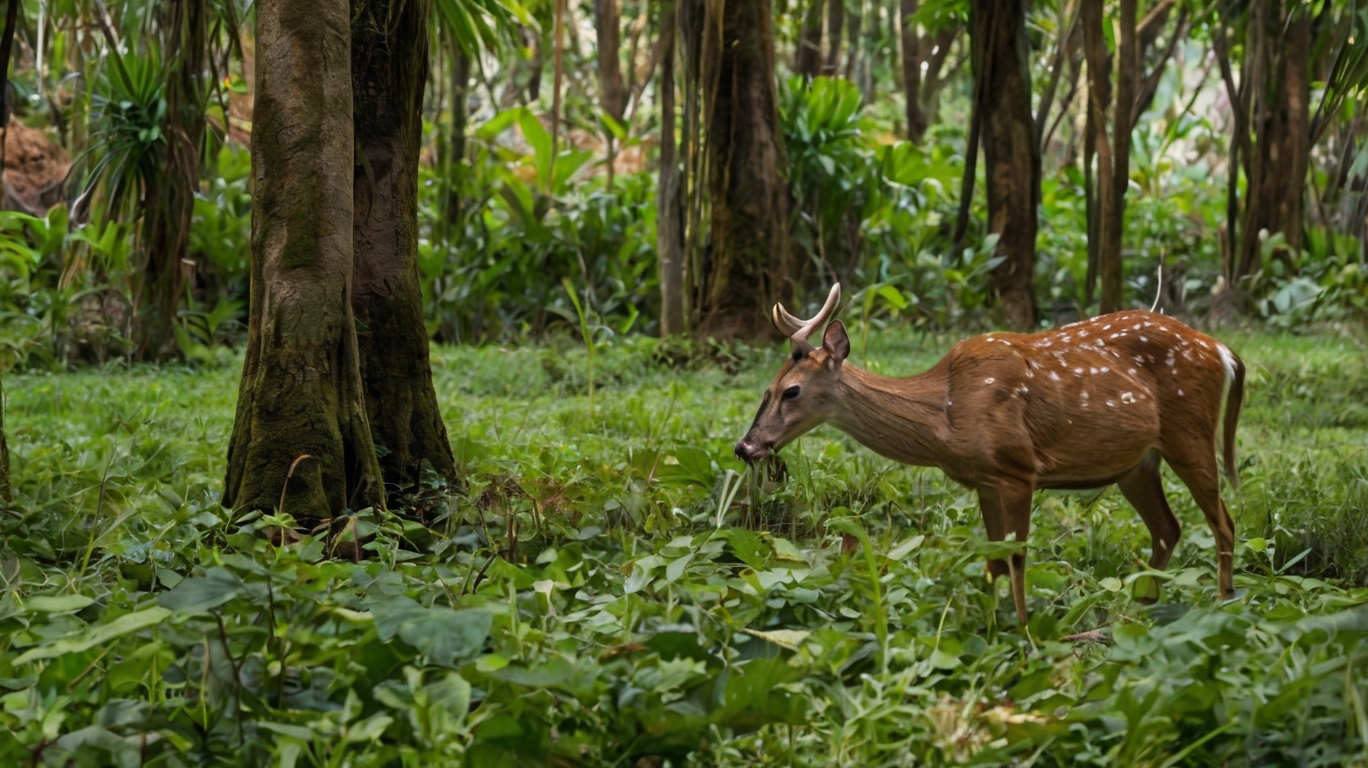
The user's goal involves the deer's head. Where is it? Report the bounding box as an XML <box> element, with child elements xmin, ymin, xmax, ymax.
<box><xmin>734</xmin><ymin>284</ymin><xmax>850</xmax><ymax>464</ymax></box>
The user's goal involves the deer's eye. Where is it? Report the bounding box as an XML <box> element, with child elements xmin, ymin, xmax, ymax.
<box><xmin>782</xmin><ymin>385</ymin><xmax>801</xmax><ymax>400</ymax></box>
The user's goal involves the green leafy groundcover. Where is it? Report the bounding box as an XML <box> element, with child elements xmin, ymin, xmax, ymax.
<box><xmin>1</xmin><ymin>330</ymin><xmax>1366</xmax><ymax>766</ymax></box>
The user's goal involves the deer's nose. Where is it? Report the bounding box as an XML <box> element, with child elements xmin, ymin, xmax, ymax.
<box><xmin>734</xmin><ymin>438</ymin><xmax>763</xmax><ymax>464</ymax></box>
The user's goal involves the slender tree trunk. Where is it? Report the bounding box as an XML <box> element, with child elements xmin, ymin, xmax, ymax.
<box><xmin>899</xmin><ymin>0</ymin><xmax>926</xmax><ymax>142</ymax></box>
<box><xmin>1098</xmin><ymin>0</ymin><xmax>1136</xmax><ymax>313</ymax></box>
<box><xmin>825</xmin><ymin>0</ymin><xmax>844</xmax><ymax>75</ymax></box>
<box><xmin>135</xmin><ymin>0</ymin><xmax>207</xmax><ymax>360</ymax></box>
<box><xmin>794</xmin><ymin>0</ymin><xmax>824</xmax><ymax>78</ymax></box>
<box><xmin>445</xmin><ymin>44</ymin><xmax>471</xmax><ymax>228</ymax></box>
<box><xmin>223</xmin><ymin>0</ymin><xmax>383</xmax><ymax>519</ymax></box>
<box><xmin>1082</xmin><ymin>0</ymin><xmax>1111</xmax><ymax>309</ymax></box>
<box><xmin>0</xmin><ymin>378</ymin><xmax>9</xmax><ymax>503</ymax></box>
<box><xmin>658</xmin><ymin>0</ymin><xmax>686</xmax><ymax>335</ymax></box>
<box><xmin>699</xmin><ymin>0</ymin><xmax>793</xmax><ymax>340</ymax></box>
<box><xmin>351</xmin><ymin>0</ymin><xmax>456</xmax><ymax>491</ymax></box>
<box><xmin>970</xmin><ymin>0</ymin><xmax>1039</xmax><ymax>330</ymax></box>
<box><xmin>595</xmin><ymin>0</ymin><xmax>628</xmax><ymax>120</ymax></box>
<box><xmin>1236</xmin><ymin>0</ymin><xmax>1310</xmax><ymax>279</ymax></box>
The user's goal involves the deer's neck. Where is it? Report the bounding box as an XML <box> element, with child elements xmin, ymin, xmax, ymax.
<box><xmin>831</xmin><ymin>364</ymin><xmax>950</xmax><ymax>468</ymax></box>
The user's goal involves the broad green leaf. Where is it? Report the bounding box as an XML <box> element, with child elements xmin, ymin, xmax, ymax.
<box><xmin>158</xmin><ymin>567</ymin><xmax>246</xmax><ymax>613</ymax></box>
<box><xmin>15</xmin><ymin>607</ymin><xmax>172</xmax><ymax>664</ymax></box>
<box><xmin>26</xmin><ymin>595</ymin><xmax>95</xmax><ymax>613</ymax></box>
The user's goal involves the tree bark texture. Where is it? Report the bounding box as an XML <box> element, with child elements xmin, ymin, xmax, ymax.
<box><xmin>794</xmin><ymin>0</ymin><xmax>824</xmax><ymax>79</ymax></box>
<box><xmin>1235</xmin><ymin>0</ymin><xmax>1310</xmax><ymax>279</ymax></box>
<box><xmin>900</xmin><ymin>0</ymin><xmax>927</xmax><ymax>143</ymax></box>
<box><xmin>135</xmin><ymin>0</ymin><xmax>207</xmax><ymax>360</ymax></box>
<box><xmin>658</xmin><ymin>0</ymin><xmax>686</xmax><ymax>335</ymax></box>
<box><xmin>223</xmin><ymin>0</ymin><xmax>383</xmax><ymax>518</ymax></box>
<box><xmin>969</xmin><ymin>0</ymin><xmax>1039</xmax><ymax>330</ymax></box>
<box><xmin>351</xmin><ymin>0</ymin><xmax>457</xmax><ymax>491</ymax></box>
<box><xmin>594</xmin><ymin>0</ymin><xmax>628</xmax><ymax>121</ymax></box>
<box><xmin>699</xmin><ymin>0</ymin><xmax>793</xmax><ymax>341</ymax></box>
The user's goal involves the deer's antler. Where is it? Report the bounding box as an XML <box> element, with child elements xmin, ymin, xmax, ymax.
<box><xmin>772</xmin><ymin>283</ymin><xmax>841</xmax><ymax>343</ymax></box>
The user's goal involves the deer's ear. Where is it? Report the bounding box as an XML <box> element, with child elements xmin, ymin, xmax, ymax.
<box><xmin>823</xmin><ymin>320</ymin><xmax>850</xmax><ymax>365</ymax></box>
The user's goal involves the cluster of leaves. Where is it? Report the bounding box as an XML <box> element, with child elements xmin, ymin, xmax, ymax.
<box><xmin>1</xmin><ymin>329</ymin><xmax>1366</xmax><ymax>765</ymax></box>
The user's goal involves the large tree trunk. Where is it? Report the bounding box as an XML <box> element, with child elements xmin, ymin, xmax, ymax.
<box><xmin>1235</xmin><ymin>0</ymin><xmax>1310</xmax><ymax>280</ymax></box>
<box><xmin>698</xmin><ymin>0</ymin><xmax>793</xmax><ymax>340</ymax></box>
<box><xmin>135</xmin><ymin>0</ymin><xmax>207</xmax><ymax>360</ymax></box>
<box><xmin>223</xmin><ymin>0</ymin><xmax>383</xmax><ymax>519</ymax></box>
<box><xmin>899</xmin><ymin>0</ymin><xmax>926</xmax><ymax>142</ymax></box>
<box><xmin>970</xmin><ymin>0</ymin><xmax>1039</xmax><ymax>330</ymax></box>
<box><xmin>793</xmin><ymin>0</ymin><xmax>824</xmax><ymax>79</ymax></box>
<box><xmin>658</xmin><ymin>0</ymin><xmax>686</xmax><ymax>335</ymax></box>
<box><xmin>351</xmin><ymin>0</ymin><xmax>457</xmax><ymax>492</ymax></box>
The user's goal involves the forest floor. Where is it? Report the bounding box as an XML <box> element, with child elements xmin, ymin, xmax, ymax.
<box><xmin>3</xmin><ymin>327</ymin><xmax>1368</xmax><ymax>765</ymax></box>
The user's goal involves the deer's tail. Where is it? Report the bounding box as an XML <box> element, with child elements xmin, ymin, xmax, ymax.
<box><xmin>1219</xmin><ymin>348</ymin><xmax>1246</xmax><ymax>489</ymax></box>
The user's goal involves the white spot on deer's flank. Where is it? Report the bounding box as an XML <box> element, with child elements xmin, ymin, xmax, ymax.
<box><xmin>1074</xmin><ymin>367</ymin><xmax>1084</xmax><ymax>375</ymax></box>
<box><xmin>1128</xmin><ymin>368</ymin><xmax>1137</xmax><ymax>375</ymax></box>
<box><xmin>1106</xmin><ymin>400</ymin><xmax>1116</xmax><ymax>407</ymax></box>
<box><xmin>1110</xmin><ymin>333</ymin><xmax>1120</xmax><ymax>340</ymax></box>
<box><xmin>1198</xmin><ymin>339</ymin><xmax>1210</xmax><ymax>349</ymax></box>
<box><xmin>986</xmin><ymin>337</ymin><xmax>995</xmax><ymax>342</ymax></box>
<box><xmin>1100</xmin><ymin>366</ymin><xmax>1110</xmax><ymax>373</ymax></box>
<box><xmin>1049</xmin><ymin>371</ymin><xmax>1061</xmax><ymax>382</ymax></box>
<box><xmin>1121</xmin><ymin>391</ymin><xmax>1136</xmax><ymax>404</ymax></box>
<box><xmin>1103</xmin><ymin>324</ymin><xmax>1112</xmax><ymax>330</ymax></box>
<box><xmin>1140</xmin><ymin>336</ymin><xmax>1149</xmax><ymax>343</ymax></box>
<box><xmin>1177</xmin><ymin>389</ymin><xmax>1185</xmax><ymax>396</ymax></box>
<box><xmin>984</xmin><ymin>377</ymin><xmax>996</xmax><ymax>385</ymax></box>
<box><xmin>1079</xmin><ymin>330</ymin><xmax>1089</xmax><ymax>338</ymax></box>
<box><xmin>1133</xmin><ymin>324</ymin><xmax>1142</xmax><ymax>330</ymax></box>
<box><xmin>1090</xmin><ymin>367</ymin><xmax>1099</xmax><ymax>375</ymax></box>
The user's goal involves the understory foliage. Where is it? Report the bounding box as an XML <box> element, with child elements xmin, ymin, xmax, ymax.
<box><xmin>1</xmin><ymin>331</ymin><xmax>1366</xmax><ymax>765</ymax></box>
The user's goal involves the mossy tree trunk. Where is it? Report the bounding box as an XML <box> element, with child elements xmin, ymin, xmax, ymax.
<box><xmin>698</xmin><ymin>0</ymin><xmax>793</xmax><ymax>341</ymax></box>
<box><xmin>351</xmin><ymin>0</ymin><xmax>457</xmax><ymax>492</ymax></box>
<box><xmin>223</xmin><ymin>0</ymin><xmax>383</xmax><ymax>519</ymax></box>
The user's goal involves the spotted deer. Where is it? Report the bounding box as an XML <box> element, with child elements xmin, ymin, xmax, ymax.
<box><xmin>734</xmin><ymin>284</ymin><xmax>1246</xmax><ymax>624</ymax></box>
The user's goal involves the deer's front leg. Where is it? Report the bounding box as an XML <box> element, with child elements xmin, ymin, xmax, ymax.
<box><xmin>976</xmin><ymin>488</ymin><xmax>1009</xmax><ymax>582</ymax></box>
<box><xmin>978</xmin><ymin>481</ymin><xmax>1035</xmax><ymax>625</ymax></box>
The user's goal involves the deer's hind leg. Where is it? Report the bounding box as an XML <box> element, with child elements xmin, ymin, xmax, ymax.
<box><xmin>1163</xmin><ymin>443</ymin><xmax>1237</xmax><ymax>601</ymax></box>
<box><xmin>1117</xmin><ymin>450</ymin><xmax>1182</xmax><ymax>603</ymax></box>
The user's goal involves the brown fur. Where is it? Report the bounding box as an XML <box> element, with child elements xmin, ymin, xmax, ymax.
<box><xmin>737</xmin><ymin>308</ymin><xmax>1244</xmax><ymax>625</ymax></box>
